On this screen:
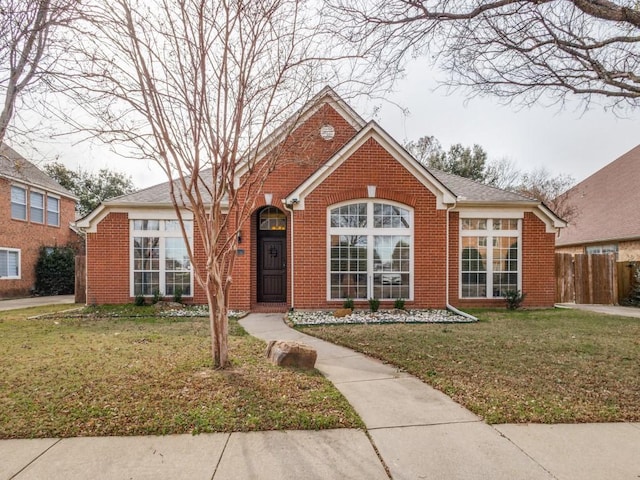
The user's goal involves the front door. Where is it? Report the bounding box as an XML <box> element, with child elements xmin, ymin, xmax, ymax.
<box><xmin>258</xmin><ymin>233</ymin><xmax>286</xmax><ymax>302</ymax></box>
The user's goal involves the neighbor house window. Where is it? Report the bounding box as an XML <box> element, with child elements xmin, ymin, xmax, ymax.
<box><xmin>11</xmin><ymin>185</ymin><xmax>27</xmax><ymax>220</ymax></box>
<box><xmin>131</xmin><ymin>219</ymin><xmax>193</xmax><ymax>297</ymax></box>
<box><xmin>328</xmin><ymin>201</ymin><xmax>412</xmax><ymax>300</ymax></box>
<box><xmin>585</xmin><ymin>244</ymin><xmax>618</xmax><ymax>256</ymax></box>
<box><xmin>47</xmin><ymin>195</ymin><xmax>60</xmax><ymax>226</ymax></box>
<box><xmin>460</xmin><ymin>218</ymin><xmax>520</xmax><ymax>298</ymax></box>
<box><xmin>30</xmin><ymin>191</ymin><xmax>44</xmax><ymax>223</ymax></box>
<box><xmin>0</xmin><ymin>248</ymin><xmax>20</xmax><ymax>279</ymax></box>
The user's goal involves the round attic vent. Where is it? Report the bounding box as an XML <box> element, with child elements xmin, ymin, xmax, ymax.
<box><xmin>320</xmin><ymin>124</ymin><xmax>335</xmax><ymax>141</ymax></box>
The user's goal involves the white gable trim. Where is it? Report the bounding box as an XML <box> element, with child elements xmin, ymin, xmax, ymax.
<box><xmin>76</xmin><ymin>205</ymin><xmax>196</xmax><ymax>233</ymax></box>
<box><xmin>235</xmin><ymin>86</ymin><xmax>366</xmax><ymax>180</ymax></box>
<box><xmin>285</xmin><ymin>121</ymin><xmax>457</xmax><ymax>209</ymax></box>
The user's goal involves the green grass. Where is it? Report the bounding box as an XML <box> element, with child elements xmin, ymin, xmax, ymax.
<box><xmin>0</xmin><ymin>305</ymin><xmax>362</xmax><ymax>439</ymax></box>
<box><xmin>299</xmin><ymin>308</ymin><xmax>640</xmax><ymax>424</ymax></box>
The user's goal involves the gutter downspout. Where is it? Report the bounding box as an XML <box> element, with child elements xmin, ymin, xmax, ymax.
<box><xmin>445</xmin><ymin>203</ymin><xmax>477</xmax><ymax>321</ymax></box>
<box><xmin>282</xmin><ymin>199</ymin><xmax>297</xmax><ymax>311</ymax></box>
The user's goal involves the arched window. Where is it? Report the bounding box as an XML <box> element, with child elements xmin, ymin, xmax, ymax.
<box><xmin>328</xmin><ymin>201</ymin><xmax>413</xmax><ymax>300</ymax></box>
<box><xmin>259</xmin><ymin>207</ymin><xmax>286</xmax><ymax>231</ymax></box>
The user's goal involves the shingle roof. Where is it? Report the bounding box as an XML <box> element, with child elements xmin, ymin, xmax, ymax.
<box><xmin>555</xmin><ymin>144</ymin><xmax>640</xmax><ymax>246</ymax></box>
<box><xmin>107</xmin><ymin>149</ymin><xmax>535</xmax><ymax>208</ymax></box>
<box><xmin>426</xmin><ymin>167</ymin><xmax>535</xmax><ymax>203</ymax></box>
<box><xmin>0</xmin><ymin>143</ymin><xmax>75</xmax><ymax>198</ymax></box>
<box><xmin>103</xmin><ymin>169</ymin><xmax>215</xmax><ymax>207</ymax></box>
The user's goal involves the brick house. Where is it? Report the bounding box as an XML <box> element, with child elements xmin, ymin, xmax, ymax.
<box><xmin>0</xmin><ymin>144</ymin><xmax>77</xmax><ymax>298</ymax></box>
<box><xmin>555</xmin><ymin>145</ymin><xmax>640</xmax><ymax>261</ymax></box>
<box><xmin>76</xmin><ymin>88</ymin><xmax>564</xmax><ymax>310</ymax></box>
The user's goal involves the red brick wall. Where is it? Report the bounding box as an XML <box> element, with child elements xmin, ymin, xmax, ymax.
<box><xmin>230</xmin><ymin>103</ymin><xmax>359</xmax><ymax>310</ymax></box>
<box><xmin>0</xmin><ymin>178</ymin><xmax>77</xmax><ymax>299</ymax></box>
<box><xmin>287</xmin><ymin>137</ymin><xmax>448</xmax><ymax>309</ymax></box>
<box><xmin>84</xmin><ymin>101</ymin><xmax>558</xmax><ymax>310</ymax></box>
<box><xmin>85</xmin><ymin>212</ymin><xmax>130</xmax><ymax>305</ymax></box>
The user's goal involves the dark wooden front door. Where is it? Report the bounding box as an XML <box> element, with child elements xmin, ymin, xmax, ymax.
<box><xmin>258</xmin><ymin>232</ymin><xmax>286</xmax><ymax>302</ymax></box>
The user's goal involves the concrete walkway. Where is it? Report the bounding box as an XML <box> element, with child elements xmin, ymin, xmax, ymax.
<box><xmin>556</xmin><ymin>303</ymin><xmax>640</xmax><ymax>318</ymax></box>
<box><xmin>2</xmin><ymin>312</ymin><xmax>639</xmax><ymax>479</ymax></box>
<box><xmin>0</xmin><ymin>295</ymin><xmax>76</xmax><ymax>312</ymax></box>
<box><xmin>241</xmin><ymin>313</ymin><xmax>640</xmax><ymax>480</ymax></box>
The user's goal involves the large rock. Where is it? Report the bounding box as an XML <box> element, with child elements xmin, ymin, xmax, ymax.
<box><xmin>265</xmin><ymin>340</ymin><xmax>317</xmax><ymax>369</ymax></box>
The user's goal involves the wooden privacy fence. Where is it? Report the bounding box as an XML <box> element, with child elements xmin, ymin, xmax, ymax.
<box><xmin>555</xmin><ymin>253</ymin><xmax>617</xmax><ymax>304</ymax></box>
<box><xmin>75</xmin><ymin>255</ymin><xmax>86</xmax><ymax>304</ymax></box>
<box><xmin>617</xmin><ymin>261</ymin><xmax>640</xmax><ymax>303</ymax></box>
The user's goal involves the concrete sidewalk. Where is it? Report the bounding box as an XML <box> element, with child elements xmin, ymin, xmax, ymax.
<box><xmin>0</xmin><ymin>295</ymin><xmax>76</xmax><ymax>312</ymax></box>
<box><xmin>241</xmin><ymin>313</ymin><xmax>640</xmax><ymax>480</ymax></box>
<box><xmin>2</xmin><ymin>312</ymin><xmax>639</xmax><ymax>479</ymax></box>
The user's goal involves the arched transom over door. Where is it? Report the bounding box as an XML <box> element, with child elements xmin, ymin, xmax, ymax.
<box><xmin>257</xmin><ymin>207</ymin><xmax>287</xmax><ymax>303</ymax></box>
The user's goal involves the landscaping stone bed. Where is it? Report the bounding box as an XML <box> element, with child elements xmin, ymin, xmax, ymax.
<box><xmin>288</xmin><ymin>309</ymin><xmax>475</xmax><ymax>326</ymax></box>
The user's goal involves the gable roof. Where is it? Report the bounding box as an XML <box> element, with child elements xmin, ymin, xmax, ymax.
<box><xmin>285</xmin><ymin>121</ymin><xmax>540</xmax><ymax>208</ymax></box>
<box><xmin>555</xmin><ymin>144</ymin><xmax>640</xmax><ymax>247</ymax></box>
<box><xmin>0</xmin><ymin>143</ymin><xmax>76</xmax><ymax>199</ymax></box>
<box><xmin>76</xmin><ymin>88</ymin><xmax>564</xmax><ymax>232</ymax></box>
<box><xmin>427</xmin><ymin>168</ymin><xmax>535</xmax><ymax>204</ymax></box>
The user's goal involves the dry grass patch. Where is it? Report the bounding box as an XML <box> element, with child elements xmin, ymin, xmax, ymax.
<box><xmin>301</xmin><ymin>308</ymin><xmax>640</xmax><ymax>424</ymax></box>
<box><xmin>0</xmin><ymin>306</ymin><xmax>362</xmax><ymax>438</ymax></box>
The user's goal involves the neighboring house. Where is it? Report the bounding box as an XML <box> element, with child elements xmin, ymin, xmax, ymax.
<box><xmin>0</xmin><ymin>144</ymin><xmax>78</xmax><ymax>299</ymax></box>
<box><xmin>76</xmin><ymin>88</ymin><xmax>565</xmax><ymax>310</ymax></box>
<box><xmin>555</xmin><ymin>145</ymin><xmax>640</xmax><ymax>261</ymax></box>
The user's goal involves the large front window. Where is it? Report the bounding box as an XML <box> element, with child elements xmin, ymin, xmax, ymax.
<box><xmin>329</xmin><ymin>201</ymin><xmax>412</xmax><ymax>300</ymax></box>
<box><xmin>460</xmin><ymin>218</ymin><xmax>520</xmax><ymax>298</ymax></box>
<box><xmin>131</xmin><ymin>219</ymin><xmax>193</xmax><ymax>297</ymax></box>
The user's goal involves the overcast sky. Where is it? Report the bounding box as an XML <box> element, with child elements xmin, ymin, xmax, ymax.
<box><xmin>15</xmin><ymin>57</ymin><xmax>640</xmax><ymax>192</ymax></box>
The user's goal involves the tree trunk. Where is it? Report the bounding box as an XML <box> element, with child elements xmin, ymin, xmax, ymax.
<box><xmin>206</xmin><ymin>262</ymin><xmax>229</xmax><ymax>368</ymax></box>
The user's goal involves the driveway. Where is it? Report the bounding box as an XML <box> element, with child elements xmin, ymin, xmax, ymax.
<box><xmin>556</xmin><ymin>303</ymin><xmax>640</xmax><ymax>318</ymax></box>
<box><xmin>0</xmin><ymin>295</ymin><xmax>76</xmax><ymax>312</ymax></box>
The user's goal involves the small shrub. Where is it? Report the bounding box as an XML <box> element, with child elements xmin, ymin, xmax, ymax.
<box><xmin>343</xmin><ymin>298</ymin><xmax>354</xmax><ymax>310</ymax></box>
<box><xmin>173</xmin><ymin>287</ymin><xmax>183</xmax><ymax>304</ymax></box>
<box><xmin>504</xmin><ymin>290</ymin><xmax>526</xmax><ymax>310</ymax></box>
<box><xmin>152</xmin><ymin>290</ymin><xmax>162</xmax><ymax>304</ymax></box>
<box><xmin>134</xmin><ymin>294</ymin><xmax>145</xmax><ymax>306</ymax></box>
<box><xmin>368</xmin><ymin>297</ymin><xmax>380</xmax><ymax>313</ymax></box>
<box><xmin>394</xmin><ymin>298</ymin><xmax>406</xmax><ymax>310</ymax></box>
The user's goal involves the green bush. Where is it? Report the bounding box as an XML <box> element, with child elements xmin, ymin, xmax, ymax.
<box><xmin>343</xmin><ymin>298</ymin><xmax>354</xmax><ymax>310</ymax></box>
<box><xmin>173</xmin><ymin>287</ymin><xmax>183</xmax><ymax>304</ymax></box>
<box><xmin>152</xmin><ymin>290</ymin><xmax>162</xmax><ymax>304</ymax></box>
<box><xmin>368</xmin><ymin>297</ymin><xmax>380</xmax><ymax>312</ymax></box>
<box><xmin>504</xmin><ymin>290</ymin><xmax>526</xmax><ymax>310</ymax></box>
<box><xmin>35</xmin><ymin>246</ymin><xmax>75</xmax><ymax>296</ymax></box>
<box><xmin>134</xmin><ymin>294</ymin><xmax>145</xmax><ymax>306</ymax></box>
<box><xmin>394</xmin><ymin>298</ymin><xmax>406</xmax><ymax>310</ymax></box>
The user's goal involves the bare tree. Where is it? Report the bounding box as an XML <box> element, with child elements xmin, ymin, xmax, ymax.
<box><xmin>515</xmin><ymin>167</ymin><xmax>577</xmax><ymax>221</ymax></box>
<box><xmin>330</xmin><ymin>0</ymin><xmax>640</xmax><ymax>112</ymax></box>
<box><xmin>404</xmin><ymin>135</ymin><xmax>441</xmax><ymax>163</ymax></box>
<box><xmin>0</xmin><ymin>0</ymin><xmax>78</xmax><ymax>143</ymax></box>
<box><xmin>62</xmin><ymin>0</ymin><xmax>353</xmax><ymax>368</ymax></box>
<box><xmin>484</xmin><ymin>157</ymin><xmax>521</xmax><ymax>190</ymax></box>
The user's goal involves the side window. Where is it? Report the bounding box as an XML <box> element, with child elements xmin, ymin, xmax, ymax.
<box><xmin>11</xmin><ymin>186</ymin><xmax>27</xmax><ymax>220</ymax></box>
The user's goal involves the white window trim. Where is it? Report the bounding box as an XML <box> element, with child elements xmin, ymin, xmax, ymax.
<box><xmin>0</xmin><ymin>247</ymin><xmax>21</xmax><ymax>280</ymax></box>
<box><xmin>47</xmin><ymin>194</ymin><xmax>60</xmax><ymax>227</ymax></box>
<box><xmin>11</xmin><ymin>184</ymin><xmax>27</xmax><ymax>221</ymax></box>
<box><xmin>459</xmin><ymin>218</ymin><xmax>522</xmax><ymax>299</ymax></box>
<box><xmin>129</xmin><ymin>219</ymin><xmax>194</xmax><ymax>297</ymax></box>
<box><xmin>30</xmin><ymin>189</ymin><xmax>45</xmax><ymax>224</ymax></box>
<box><xmin>326</xmin><ymin>199</ymin><xmax>414</xmax><ymax>301</ymax></box>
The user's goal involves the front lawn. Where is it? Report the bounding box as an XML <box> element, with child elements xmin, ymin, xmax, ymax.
<box><xmin>0</xmin><ymin>305</ymin><xmax>362</xmax><ymax>439</ymax></box>
<box><xmin>299</xmin><ymin>308</ymin><xmax>640</xmax><ymax>424</ymax></box>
